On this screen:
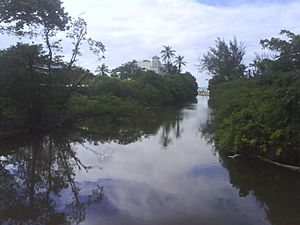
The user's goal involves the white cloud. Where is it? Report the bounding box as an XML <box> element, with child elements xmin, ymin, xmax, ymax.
<box><xmin>1</xmin><ymin>0</ymin><xmax>300</xmax><ymax>86</ymax></box>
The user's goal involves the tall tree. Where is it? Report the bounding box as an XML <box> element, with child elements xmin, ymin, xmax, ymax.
<box><xmin>174</xmin><ymin>55</ymin><xmax>186</xmax><ymax>73</ymax></box>
<box><xmin>66</xmin><ymin>17</ymin><xmax>105</xmax><ymax>69</ymax></box>
<box><xmin>200</xmin><ymin>37</ymin><xmax>246</xmax><ymax>83</ymax></box>
<box><xmin>96</xmin><ymin>63</ymin><xmax>110</xmax><ymax>76</ymax></box>
<box><xmin>111</xmin><ymin>60</ymin><xmax>141</xmax><ymax>80</ymax></box>
<box><xmin>0</xmin><ymin>1</ymin><xmax>105</xmax><ymax>127</ymax></box>
<box><xmin>0</xmin><ymin>0</ymin><xmax>70</xmax><ymax>88</ymax></box>
<box><xmin>160</xmin><ymin>46</ymin><xmax>176</xmax><ymax>73</ymax></box>
<box><xmin>65</xmin><ymin>17</ymin><xmax>105</xmax><ymax>88</ymax></box>
<box><xmin>0</xmin><ymin>43</ymin><xmax>46</xmax><ymax>126</ymax></box>
<box><xmin>0</xmin><ymin>0</ymin><xmax>69</xmax><ymax>36</ymax></box>
<box><xmin>249</xmin><ymin>30</ymin><xmax>300</xmax><ymax>76</ymax></box>
<box><xmin>260</xmin><ymin>30</ymin><xmax>300</xmax><ymax>72</ymax></box>
<box><xmin>0</xmin><ymin>1</ymin><xmax>105</xmax><ymax>82</ymax></box>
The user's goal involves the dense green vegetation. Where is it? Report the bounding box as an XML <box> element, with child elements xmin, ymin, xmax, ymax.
<box><xmin>202</xmin><ymin>31</ymin><xmax>300</xmax><ymax>166</ymax></box>
<box><xmin>67</xmin><ymin>70</ymin><xmax>197</xmax><ymax>117</ymax></box>
<box><xmin>0</xmin><ymin>42</ymin><xmax>197</xmax><ymax>132</ymax></box>
<box><xmin>0</xmin><ymin>1</ymin><xmax>197</xmax><ymax>135</ymax></box>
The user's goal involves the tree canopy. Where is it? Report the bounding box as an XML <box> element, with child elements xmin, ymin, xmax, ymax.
<box><xmin>259</xmin><ymin>30</ymin><xmax>300</xmax><ymax>72</ymax></box>
<box><xmin>174</xmin><ymin>55</ymin><xmax>187</xmax><ymax>73</ymax></box>
<box><xmin>160</xmin><ymin>45</ymin><xmax>176</xmax><ymax>73</ymax></box>
<box><xmin>0</xmin><ymin>0</ymin><xmax>69</xmax><ymax>35</ymax></box>
<box><xmin>0</xmin><ymin>0</ymin><xmax>198</xmax><ymax>134</ymax></box>
<box><xmin>111</xmin><ymin>60</ymin><xmax>141</xmax><ymax>80</ymax></box>
<box><xmin>201</xmin><ymin>37</ymin><xmax>246</xmax><ymax>83</ymax></box>
<box><xmin>202</xmin><ymin>31</ymin><xmax>300</xmax><ymax>166</ymax></box>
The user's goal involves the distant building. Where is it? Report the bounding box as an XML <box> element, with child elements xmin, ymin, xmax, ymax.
<box><xmin>198</xmin><ymin>87</ymin><xmax>208</xmax><ymax>92</ymax></box>
<box><xmin>137</xmin><ymin>56</ymin><xmax>165</xmax><ymax>75</ymax></box>
<box><xmin>198</xmin><ymin>87</ymin><xmax>209</xmax><ymax>96</ymax></box>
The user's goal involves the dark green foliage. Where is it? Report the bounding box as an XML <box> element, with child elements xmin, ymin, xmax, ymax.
<box><xmin>67</xmin><ymin>95</ymin><xmax>143</xmax><ymax>118</ymax></box>
<box><xmin>0</xmin><ymin>43</ymin><xmax>97</xmax><ymax>129</ymax></box>
<box><xmin>0</xmin><ymin>0</ymin><xmax>69</xmax><ymax>35</ymax></box>
<box><xmin>204</xmin><ymin>31</ymin><xmax>300</xmax><ymax>166</ymax></box>
<box><xmin>110</xmin><ymin>60</ymin><xmax>141</xmax><ymax>80</ymax></box>
<box><xmin>209</xmin><ymin>73</ymin><xmax>300</xmax><ymax>164</ymax></box>
<box><xmin>0</xmin><ymin>44</ymin><xmax>197</xmax><ymax>132</ymax></box>
<box><xmin>201</xmin><ymin>37</ymin><xmax>246</xmax><ymax>83</ymax></box>
<box><xmin>0</xmin><ymin>43</ymin><xmax>45</xmax><ymax>126</ymax></box>
<box><xmin>259</xmin><ymin>30</ymin><xmax>300</xmax><ymax>72</ymax></box>
<box><xmin>0</xmin><ymin>1</ymin><xmax>197</xmax><ymax>133</ymax></box>
<box><xmin>89</xmin><ymin>70</ymin><xmax>198</xmax><ymax>107</ymax></box>
<box><xmin>63</xmin><ymin>70</ymin><xmax>198</xmax><ymax>125</ymax></box>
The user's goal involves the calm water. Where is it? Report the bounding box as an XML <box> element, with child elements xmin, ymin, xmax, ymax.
<box><xmin>1</xmin><ymin>96</ymin><xmax>300</xmax><ymax>225</ymax></box>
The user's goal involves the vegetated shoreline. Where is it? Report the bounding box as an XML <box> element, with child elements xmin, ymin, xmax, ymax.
<box><xmin>0</xmin><ymin>112</ymin><xmax>114</xmax><ymax>140</ymax></box>
<box><xmin>201</xmin><ymin>31</ymin><xmax>300</xmax><ymax>169</ymax></box>
<box><xmin>226</xmin><ymin>153</ymin><xmax>300</xmax><ymax>173</ymax></box>
<box><xmin>0</xmin><ymin>98</ymin><xmax>196</xmax><ymax>140</ymax></box>
<box><xmin>256</xmin><ymin>156</ymin><xmax>300</xmax><ymax>173</ymax></box>
<box><xmin>0</xmin><ymin>112</ymin><xmax>131</xmax><ymax>140</ymax></box>
<box><xmin>198</xmin><ymin>92</ymin><xmax>209</xmax><ymax>96</ymax></box>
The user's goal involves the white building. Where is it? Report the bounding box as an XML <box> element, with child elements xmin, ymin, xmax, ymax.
<box><xmin>137</xmin><ymin>56</ymin><xmax>165</xmax><ymax>75</ymax></box>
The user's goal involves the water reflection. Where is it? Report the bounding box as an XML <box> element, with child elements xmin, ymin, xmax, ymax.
<box><xmin>221</xmin><ymin>157</ymin><xmax>300</xmax><ymax>225</ymax></box>
<box><xmin>201</xmin><ymin>101</ymin><xmax>300</xmax><ymax>225</ymax></box>
<box><xmin>1</xmin><ymin>97</ymin><xmax>300</xmax><ymax>225</ymax></box>
<box><xmin>0</xmin><ymin>106</ymin><xmax>186</xmax><ymax>224</ymax></box>
<box><xmin>75</xmin><ymin>107</ymin><xmax>185</xmax><ymax>148</ymax></box>
<box><xmin>0</xmin><ymin>132</ymin><xmax>103</xmax><ymax>225</ymax></box>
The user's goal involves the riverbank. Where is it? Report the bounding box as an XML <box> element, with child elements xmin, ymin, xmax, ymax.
<box><xmin>257</xmin><ymin>156</ymin><xmax>300</xmax><ymax>173</ymax></box>
<box><xmin>0</xmin><ymin>99</ymin><xmax>194</xmax><ymax>140</ymax></box>
<box><xmin>226</xmin><ymin>153</ymin><xmax>300</xmax><ymax>173</ymax></box>
<box><xmin>201</xmin><ymin>31</ymin><xmax>300</xmax><ymax>168</ymax></box>
<box><xmin>198</xmin><ymin>92</ymin><xmax>209</xmax><ymax>96</ymax></box>
<box><xmin>2</xmin><ymin>96</ymin><xmax>300</xmax><ymax>225</ymax></box>
<box><xmin>207</xmin><ymin>71</ymin><xmax>300</xmax><ymax>167</ymax></box>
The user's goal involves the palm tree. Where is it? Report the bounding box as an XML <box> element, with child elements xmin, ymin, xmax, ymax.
<box><xmin>96</xmin><ymin>63</ymin><xmax>110</xmax><ymax>76</ymax></box>
<box><xmin>174</xmin><ymin>55</ymin><xmax>187</xmax><ymax>73</ymax></box>
<box><xmin>160</xmin><ymin>46</ymin><xmax>176</xmax><ymax>73</ymax></box>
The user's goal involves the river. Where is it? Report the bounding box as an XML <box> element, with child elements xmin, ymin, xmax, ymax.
<box><xmin>0</xmin><ymin>96</ymin><xmax>300</xmax><ymax>225</ymax></box>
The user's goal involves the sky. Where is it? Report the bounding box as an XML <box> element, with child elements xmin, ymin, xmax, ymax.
<box><xmin>1</xmin><ymin>0</ymin><xmax>300</xmax><ymax>87</ymax></box>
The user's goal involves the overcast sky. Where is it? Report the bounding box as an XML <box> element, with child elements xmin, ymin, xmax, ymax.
<box><xmin>1</xmin><ymin>0</ymin><xmax>300</xmax><ymax>86</ymax></box>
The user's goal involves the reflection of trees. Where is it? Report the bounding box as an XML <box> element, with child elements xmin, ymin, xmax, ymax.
<box><xmin>201</xmin><ymin>115</ymin><xmax>300</xmax><ymax>225</ymax></box>
<box><xmin>159</xmin><ymin>114</ymin><xmax>181</xmax><ymax>148</ymax></box>
<box><xmin>159</xmin><ymin>108</ymin><xmax>184</xmax><ymax>148</ymax></box>
<box><xmin>160</xmin><ymin>123</ymin><xmax>172</xmax><ymax>148</ymax></box>
<box><xmin>0</xmin><ymin>133</ymin><xmax>103</xmax><ymax>225</ymax></box>
<box><xmin>199</xmin><ymin>115</ymin><xmax>215</xmax><ymax>145</ymax></box>
<box><xmin>221</xmin><ymin>156</ymin><xmax>300</xmax><ymax>225</ymax></box>
<box><xmin>0</xmin><ymin>105</ymin><xmax>187</xmax><ymax>223</ymax></box>
<box><xmin>73</xmin><ymin>107</ymin><xmax>184</xmax><ymax>148</ymax></box>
